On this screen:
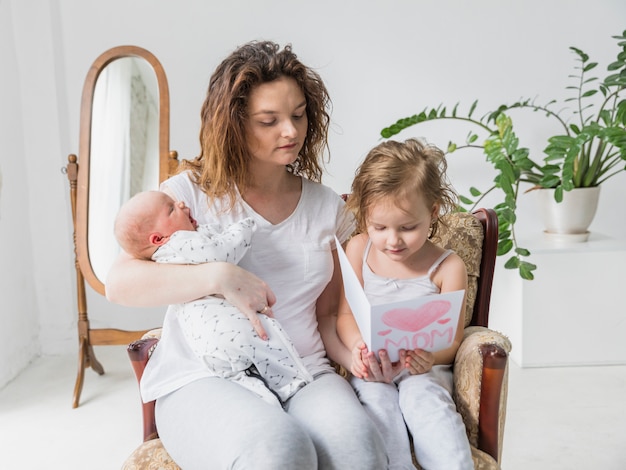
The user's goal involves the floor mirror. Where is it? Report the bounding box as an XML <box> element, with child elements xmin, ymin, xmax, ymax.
<box><xmin>65</xmin><ymin>45</ymin><xmax>178</xmax><ymax>408</ymax></box>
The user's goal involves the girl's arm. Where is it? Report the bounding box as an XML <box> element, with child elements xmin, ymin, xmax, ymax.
<box><xmin>333</xmin><ymin>237</ymin><xmax>367</xmax><ymax>373</ymax></box>
<box><xmin>333</xmin><ymin>236</ymin><xmax>381</xmax><ymax>379</ymax></box>
<box><xmin>335</xmin><ymin>235</ymin><xmax>406</xmax><ymax>381</ymax></box>
<box><xmin>406</xmin><ymin>252</ymin><xmax>468</xmax><ymax>373</ymax></box>
<box><xmin>432</xmin><ymin>252</ymin><xmax>467</xmax><ymax>365</ymax></box>
<box><xmin>105</xmin><ymin>250</ymin><xmax>276</xmax><ymax>338</ymax></box>
<box><xmin>336</xmin><ymin>285</ymin><xmax>369</xmax><ymax>378</ymax></box>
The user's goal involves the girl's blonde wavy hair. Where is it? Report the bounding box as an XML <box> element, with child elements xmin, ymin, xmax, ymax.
<box><xmin>346</xmin><ymin>138</ymin><xmax>458</xmax><ymax>239</ymax></box>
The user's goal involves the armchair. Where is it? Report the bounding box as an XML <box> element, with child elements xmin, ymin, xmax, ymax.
<box><xmin>122</xmin><ymin>208</ymin><xmax>511</xmax><ymax>469</ymax></box>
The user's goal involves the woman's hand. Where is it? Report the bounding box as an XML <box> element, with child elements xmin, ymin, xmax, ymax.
<box><xmin>217</xmin><ymin>262</ymin><xmax>276</xmax><ymax>340</ymax></box>
<box><xmin>361</xmin><ymin>349</ymin><xmax>407</xmax><ymax>384</ymax></box>
<box><xmin>405</xmin><ymin>349</ymin><xmax>435</xmax><ymax>375</ymax></box>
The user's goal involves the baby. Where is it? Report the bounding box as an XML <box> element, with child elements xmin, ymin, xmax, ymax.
<box><xmin>114</xmin><ymin>190</ymin><xmax>313</xmax><ymax>406</ymax></box>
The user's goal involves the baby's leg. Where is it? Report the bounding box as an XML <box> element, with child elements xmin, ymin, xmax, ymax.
<box><xmin>178</xmin><ymin>299</ymin><xmax>313</xmax><ymax>402</ymax></box>
<box><xmin>253</xmin><ymin>314</ymin><xmax>314</xmax><ymax>400</ymax></box>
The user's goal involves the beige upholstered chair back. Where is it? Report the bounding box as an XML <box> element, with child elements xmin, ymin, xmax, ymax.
<box><xmin>433</xmin><ymin>212</ymin><xmax>485</xmax><ymax>327</ymax></box>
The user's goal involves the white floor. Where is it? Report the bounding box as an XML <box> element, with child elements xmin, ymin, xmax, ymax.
<box><xmin>1</xmin><ymin>345</ymin><xmax>625</xmax><ymax>469</ymax></box>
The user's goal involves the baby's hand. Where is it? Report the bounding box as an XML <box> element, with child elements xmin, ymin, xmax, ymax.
<box><xmin>405</xmin><ymin>349</ymin><xmax>435</xmax><ymax>375</ymax></box>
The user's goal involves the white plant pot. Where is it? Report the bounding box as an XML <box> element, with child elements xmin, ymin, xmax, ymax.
<box><xmin>535</xmin><ymin>186</ymin><xmax>601</xmax><ymax>242</ymax></box>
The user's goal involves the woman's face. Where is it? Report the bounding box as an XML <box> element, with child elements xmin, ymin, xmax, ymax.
<box><xmin>244</xmin><ymin>76</ymin><xmax>308</xmax><ymax>168</ymax></box>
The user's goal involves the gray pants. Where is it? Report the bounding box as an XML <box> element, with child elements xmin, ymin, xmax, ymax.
<box><xmin>351</xmin><ymin>365</ymin><xmax>473</xmax><ymax>470</ymax></box>
<box><xmin>155</xmin><ymin>371</ymin><xmax>387</xmax><ymax>469</ymax></box>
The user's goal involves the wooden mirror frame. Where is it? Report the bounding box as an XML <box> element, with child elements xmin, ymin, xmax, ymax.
<box><xmin>66</xmin><ymin>45</ymin><xmax>178</xmax><ymax>408</ymax></box>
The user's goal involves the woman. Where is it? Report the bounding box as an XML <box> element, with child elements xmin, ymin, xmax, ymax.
<box><xmin>106</xmin><ymin>41</ymin><xmax>386</xmax><ymax>469</ymax></box>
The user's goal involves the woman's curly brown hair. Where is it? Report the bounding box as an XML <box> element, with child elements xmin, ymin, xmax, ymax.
<box><xmin>179</xmin><ymin>41</ymin><xmax>332</xmax><ymax>207</ymax></box>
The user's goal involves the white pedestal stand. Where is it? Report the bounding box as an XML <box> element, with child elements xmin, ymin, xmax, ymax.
<box><xmin>489</xmin><ymin>233</ymin><xmax>626</xmax><ymax>367</ymax></box>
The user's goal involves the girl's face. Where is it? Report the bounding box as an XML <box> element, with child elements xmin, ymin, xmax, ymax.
<box><xmin>244</xmin><ymin>76</ymin><xmax>308</xmax><ymax>168</ymax></box>
<box><xmin>366</xmin><ymin>192</ymin><xmax>438</xmax><ymax>263</ymax></box>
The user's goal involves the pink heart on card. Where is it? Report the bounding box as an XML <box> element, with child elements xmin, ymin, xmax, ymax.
<box><xmin>381</xmin><ymin>300</ymin><xmax>451</xmax><ymax>332</ymax></box>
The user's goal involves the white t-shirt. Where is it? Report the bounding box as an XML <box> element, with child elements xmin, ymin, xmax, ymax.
<box><xmin>140</xmin><ymin>172</ymin><xmax>355</xmax><ymax>403</ymax></box>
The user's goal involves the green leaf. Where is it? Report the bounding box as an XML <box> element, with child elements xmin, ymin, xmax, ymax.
<box><xmin>459</xmin><ymin>195</ymin><xmax>474</xmax><ymax>205</ymax></box>
<box><xmin>498</xmin><ymin>230</ymin><xmax>511</xmax><ymax>241</ymax></box>
<box><xmin>541</xmin><ymin>164</ymin><xmax>561</xmax><ymax>175</ymax></box>
<box><xmin>515</xmin><ymin>247</ymin><xmax>531</xmax><ymax>256</ymax></box>
<box><xmin>519</xmin><ymin>261</ymin><xmax>537</xmax><ymax>280</ymax></box>
<box><xmin>504</xmin><ymin>256</ymin><xmax>520</xmax><ymax>269</ymax></box>
<box><xmin>497</xmin><ymin>239</ymin><xmax>513</xmax><ymax>256</ymax></box>
<box><xmin>469</xmin><ymin>186</ymin><xmax>482</xmax><ymax>197</ymax></box>
<box><xmin>498</xmin><ymin>207</ymin><xmax>516</xmax><ymax>225</ymax></box>
<box><xmin>468</xmin><ymin>100</ymin><xmax>478</xmax><ymax>118</ymax></box>
<box><xmin>519</xmin><ymin>267</ymin><xmax>535</xmax><ymax>280</ymax></box>
<box><xmin>554</xmin><ymin>185</ymin><xmax>564</xmax><ymax>202</ymax></box>
<box><xmin>583</xmin><ymin>62</ymin><xmax>598</xmax><ymax>72</ymax></box>
<box><xmin>540</xmin><ymin>175</ymin><xmax>561</xmax><ymax>188</ymax></box>
<box><xmin>608</xmin><ymin>60</ymin><xmax>626</xmax><ymax>71</ymax></box>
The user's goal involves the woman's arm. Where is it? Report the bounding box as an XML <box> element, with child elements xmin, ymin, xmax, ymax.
<box><xmin>105</xmin><ymin>250</ymin><xmax>276</xmax><ymax>337</ymax></box>
<box><xmin>316</xmin><ymin>249</ymin><xmax>353</xmax><ymax>369</ymax></box>
<box><xmin>106</xmin><ymin>250</ymin><xmax>217</xmax><ymax>306</ymax></box>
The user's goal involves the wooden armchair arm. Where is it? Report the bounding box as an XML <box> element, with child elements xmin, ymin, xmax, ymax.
<box><xmin>453</xmin><ymin>326</ymin><xmax>510</xmax><ymax>464</ymax></box>
<box><xmin>128</xmin><ymin>337</ymin><xmax>159</xmax><ymax>442</ymax></box>
<box><xmin>478</xmin><ymin>343</ymin><xmax>508</xmax><ymax>463</ymax></box>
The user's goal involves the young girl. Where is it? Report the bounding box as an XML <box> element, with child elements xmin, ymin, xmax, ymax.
<box><xmin>336</xmin><ymin>138</ymin><xmax>473</xmax><ymax>469</ymax></box>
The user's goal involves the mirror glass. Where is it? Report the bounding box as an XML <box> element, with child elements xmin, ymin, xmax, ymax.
<box><xmin>75</xmin><ymin>45</ymin><xmax>171</xmax><ymax>295</ymax></box>
<box><xmin>87</xmin><ymin>57</ymin><xmax>161</xmax><ymax>282</ymax></box>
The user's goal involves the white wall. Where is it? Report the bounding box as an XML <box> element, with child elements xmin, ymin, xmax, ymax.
<box><xmin>2</xmin><ymin>0</ymin><xmax>625</xmax><ymax>387</ymax></box>
<box><xmin>0</xmin><ymin>0</ymin><xmax>41</xmax><ymax>387</ymax></box>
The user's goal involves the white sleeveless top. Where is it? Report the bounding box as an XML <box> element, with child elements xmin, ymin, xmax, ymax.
<box><xmin>362</xmin><ymin>239</ymin><xmax>453</xmax><ymax>306</ymax></box>
<box><xmin>140</xmin><ymin>172</ymin><xmax>355</xmax><ymax>403</ymax></box>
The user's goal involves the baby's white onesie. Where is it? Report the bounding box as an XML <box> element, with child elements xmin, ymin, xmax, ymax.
<box><xmin>152</xmin><ymin>218</ymin><xmax>313</xmax><ymax>406</ymax></box>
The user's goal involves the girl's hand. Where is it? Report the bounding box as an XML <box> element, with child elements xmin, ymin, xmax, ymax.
<box><xmin>362</xmin><ymin>349</ymin><xmax>407</xmax><ymax>384</ymax></box>
<box><xmin>350</xmin><ymin>342</ymin><xmax>369</xmax><ymax>379</ymax></box>
<box><xmin>217</xmin><ymin>262</ymin><xmax>276</xmax><ymax>340</ymax></box>
<box><xmin>405</xmin><ymin>349</ymin><xmax>435</xmax><ymax>375</ymax></box>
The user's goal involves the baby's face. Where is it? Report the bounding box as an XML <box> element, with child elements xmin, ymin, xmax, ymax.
<box><xmin>151</xmin><ymin>192</ymin><xmax>197</xmax><ymax>235</ymax></box>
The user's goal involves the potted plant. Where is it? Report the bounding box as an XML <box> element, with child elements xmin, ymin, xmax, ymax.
<box><xmin>380</xmin><ymin>30</ymin><xmax>626</xmax><ymax>280</ymax></box>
